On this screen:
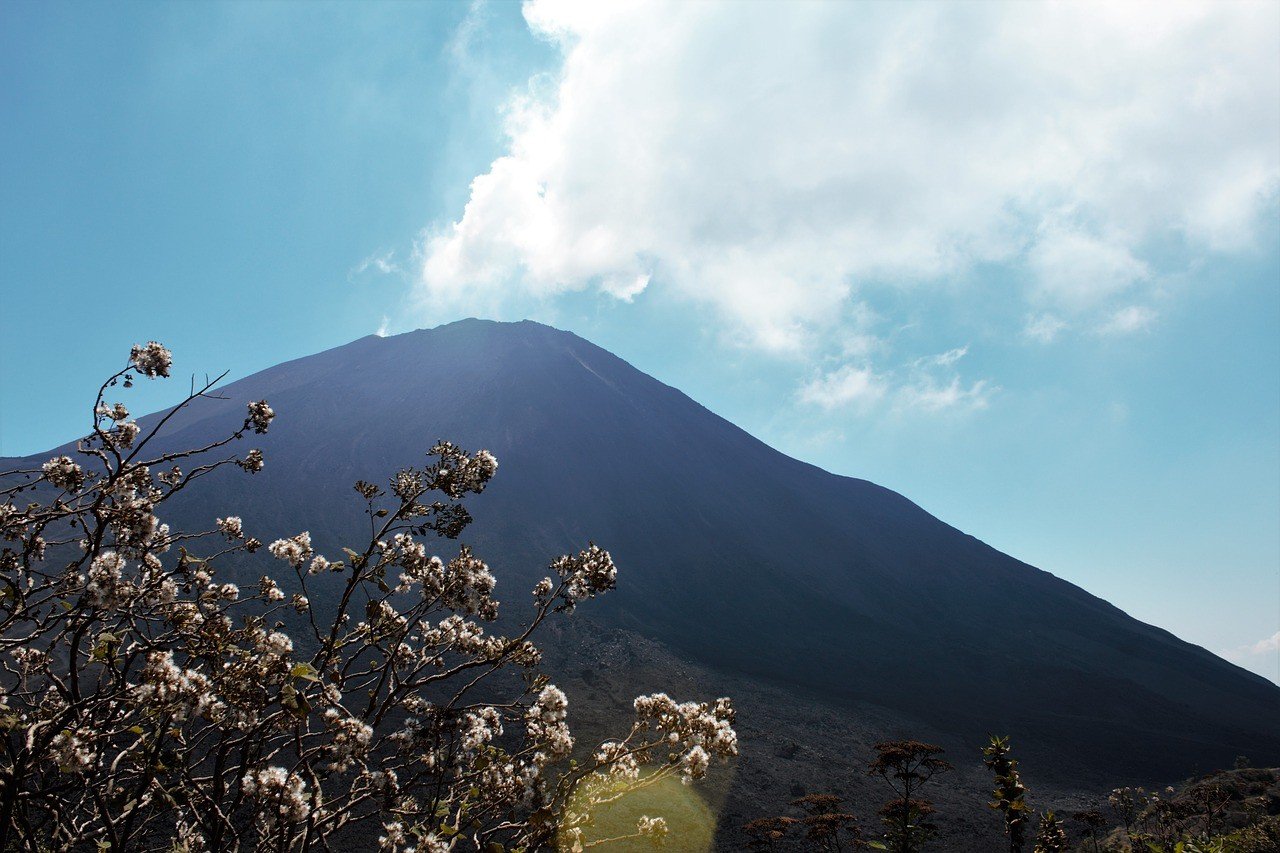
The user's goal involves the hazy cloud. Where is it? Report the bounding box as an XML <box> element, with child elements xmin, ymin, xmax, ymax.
<box><xmin>798</xmin><ymin>365</ymin><xmax>888</xmax><ymax>411</ymax></box>
<box><xmin>802</xmin><ymin>344</ymin><xmax>993</xmax><ymax>414</ymax></box>
<box><xmin>1023</xmin><ymin>313</ymin><xmax>1069</xmax><ymax>344</ymax></box>
<box><xmin>896</xmin><ymin>375</ymin><xmax>994</xmax><ymax>414</ymax></box>
<box><xmin>1096</xmin><ymin>305</ymin><xmax>1158</xmax><ymax>336</ymax></box>
<box><xmin>351</xmin><ymin>250</ymin><xmax>401</xmax><ymax>280</ymax></box>
<box><xmin>1222</xmin><ymin>631</ymin><xmax>1280</xmax><ymax>684</ymax></box>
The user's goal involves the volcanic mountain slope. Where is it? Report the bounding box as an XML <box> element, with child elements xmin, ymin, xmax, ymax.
<box><xmin>13</xmin><ymin>319</ymin><xmax>1279</xmax><ymax>794</ymax></box>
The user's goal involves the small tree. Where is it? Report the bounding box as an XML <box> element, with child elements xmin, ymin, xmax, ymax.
<box><xmin>791</xmin><ymin>794</ymin><xmax>863</xmax><ymax>852</ymax></box>
<box><xmin>0</xmin><ymin>343</ymin><xmax>738</xmax><ymax>851</ymax></box>
<box><xmin>1032</xmin><ymin>810</ymin><xmax>1068</xmax><ymax>853</ymax></box>
<box><xmin>1189</xmin><ymin>781</ymin><xmax>1233</xmax><ymax>839</ymax></box>
<box><xmin>1139</xmin><ymin>789</ymin><xmax>1180</xmax><ymax>849</ymax></box>
<box><xmin>1108</xmin><ymin>786</ymin><xmax>1147</xmax><ymax>837</ymax></box>
<box><xmin>983</xmin><ymin>735</ymin><xmax>1030</xmax><ymax>853</ymax></box>
<box><xmin>867</xmin><ymin>740</ymin><xmax>951</xmax><ymax>852</ymax></box>
<box><xmin>1071</xmin><ymin>810</ymin><xmax>1106</xmax><ymax>853</ymax></box>
<box><xmin>744</xmin><ymin>816</ymin><xmax>798</xmax><ymax>850</ymax></box>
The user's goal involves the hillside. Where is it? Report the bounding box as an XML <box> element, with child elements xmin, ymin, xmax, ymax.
<box><xmin>10</xmin><ymin>319</ymin><xmax>1278</xmax><ymax>824</ymax></box>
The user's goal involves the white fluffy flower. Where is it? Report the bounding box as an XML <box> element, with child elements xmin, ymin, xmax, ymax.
<box><xmin>379</xmin><ymin>822</ymin><xmax>406</xmax><ymax>851</ymax></box>
<box><xmin>50</xmin><ymin>729</ymin><xmax>95</xmax><ymax>774</ymax></box>
<box><xmin>96</xmin><ymin>402</ymin><xmax>129</xmax><ymax>422</ymax></box>
<box><xmin>595</xmin><ymin>741</ymin><xmax>640</xmax><ymax>780</ymax></box>
<box><xmin>259</xmin><ymin>576</ymin><xmax>285</xmax><ymax>601</ymax></box>
<box><xmin>526</xmin><ymin>685</ymin><xmax>573</xmax><ymax>765</ymax></box>
<box><xmin>637</xmin><ymin>815</ymin><xmax>668</xmax><ymax>838</ymax></box>
<box><xmin>632</xmin><ymin>692</ymin><xmax>737</xmax><ymax>783</ymax></box>
<box><xmin>268</xmin><ymin>531</ymin><xmax>313</xmax><ymax>567</ymax></box>
<box><xmin>550</xmin><ymin>544</ymin><xmax>617</xmax><ymax>611</ymax></box>
<box><xmin>109</xmin><ymin>421</ymin><xmax>141</xmax><ymax>449</ymax></box>
<box><xmin>474</xmin><ymin>449</ymin><xmax>498</xmax><ymax>480</ymax></box>
<box><xmin>132</xmin><ymin>650</ymin><xmax>223</xmax><ymax>722</ymax></box>
<box><xmin>461</xmin><ymin>706</ymin><xmax>503</xmax><ymax>753</ymax></box>
<box><xmin>242</xmin><ymin>766</ymin><xmax>310</xmax><ymax>828</ymax></box>
<box><xmin>85</xmin><ymin>551</ymin><xmax>129</xmax><ymax>608</ymax></box>
<box><xmin>681</xmin><ymin>744</ymin><xmax>710</xmax><ymax>782</ymax></box>
<box><xmin>216</xmin><ymin>516</ymin><xmax>243</xmax><ymax>539</ymax></box>
<box><xmin>10</xmin><ymin>647</ymin><xmax>47</xmax><ymax>672</ymax></box>
<box><xmin>42</xmin><ymin>456</ymin><xmax>85</xmax><ymax>492</ymax></box>
<box><xmin>239</xmin><ymin>449</ymin><xmax>265</xmax><ymax>473</ymax></box>
<box><xmin>246</xmin><ymin>400</ymin><xmax>275</xmax><ymax>434</ymax></box>
<box><xmin>325</xmin><ymin>708</ymin><xmax>375</xmax><ymax>771</ymax></box>
<box><xmin>260</xmin><ymin>631</ymin><xmax>293</xmax><ymax>658</ymax></box>
<box><xmin>129</xmin><ymin>341</ymin><xmax>173</xmax><ymax>378</ymax></box>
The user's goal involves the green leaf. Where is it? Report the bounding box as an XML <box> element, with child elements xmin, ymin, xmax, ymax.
<box><xmin>280</xmin><ymin>683</ymin><xmax>310</xmax><ymax>718</ymax></box>
<box><xmin>868</xmin><ymin>843</ymin><xmax>888</xmax><ymax>850</ymax></box>
<box><xmin>290</xmin><ymin>663</ymin><xmax>320</xmax><ymax>682</ymax></box>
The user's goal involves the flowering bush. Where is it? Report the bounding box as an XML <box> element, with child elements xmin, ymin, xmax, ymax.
<box><xmin>0</xmin><ymin>344</ymin><xmax>736</xmax><ymax>852</ymax></box>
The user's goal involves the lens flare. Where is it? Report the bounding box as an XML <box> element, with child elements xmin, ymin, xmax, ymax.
<box><xmin>560</xmin><ymin>771</ymin><xmax>718</xmax><ymax>851</ymax></box>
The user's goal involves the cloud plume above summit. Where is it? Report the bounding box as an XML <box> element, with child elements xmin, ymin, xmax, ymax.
<box><xmin>417</xmin><ymin>0</ymin><xmax>1278</xmax><ymax>359</ymax></box>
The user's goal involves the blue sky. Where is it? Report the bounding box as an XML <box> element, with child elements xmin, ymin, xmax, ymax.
<box><xmin>2</xmin><ymin>1</ymin><xmax>1278</xmax><ymax>681</ymax></box>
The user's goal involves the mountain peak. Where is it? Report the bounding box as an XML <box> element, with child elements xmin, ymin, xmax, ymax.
<box><xmin>11</xmin><ymin>324</ymin><xmax>1279</xmax><ymax>785</ymax></box>
<box><xmin>387</xmin><ymin>317</ymin><xmax>580</xmax><ymax>346</ymax></box>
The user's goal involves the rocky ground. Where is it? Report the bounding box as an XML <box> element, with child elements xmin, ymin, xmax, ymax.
<box><xmin>544</xmin><ymin>619</ymin><xmax>1103</xmax><ymax>851</ymax></box>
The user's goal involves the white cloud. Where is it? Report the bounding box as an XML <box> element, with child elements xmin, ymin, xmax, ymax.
<box><xmin>1028</xmin><ymin>227</ymin><xmax>1150</xmax><ymax>311</ymax></box>
<box><xmin>914</xmin><ymin>346</ymin><xmax>969</xmax><ymax>369</ymax></box>
<box><xmin>897</xmin><ymin>344</ymin><xmax>994</xmax><ymax>413</ymax></box>
<box><xmin>1252</xmin><ymin>632</ymin><xmax>1280</xmax><ymax>656</ymax></box>
<box><xmin>418</xmin><ymin>0</ymin><xmax>1278</xmax><ymax>363</ymax></box>
<box><xmin>1221</xmin><ymin>631</ymin><xmax>1280</xmax><ymax>684</ymax></box>
<box><xmin>1023</xmin><ymin>313</ymin><xmax>1069</xmax><ymax>344</ymax></box>
<box><xmin>896</xmin><ymin>375</ymin><xmax>994</xmax><ymax>414</ymax></box>
<box><xmin>447</xmin><ymin>0</ymin><xmax>490</xmax><ymax>67</ymax></box>
<box><xmin>351</xmin><ymin>249</ymin><xmax>401</xmax><ymax>280</ymax></box>
<box><xmin>1096</xmin><ymin>305</ymin><xmax>1158</xmax><ymax>336</ymax></box>
<box><xmin>802</xmin><ymin>344</ymin><xmax>993</xmax><ymax>414</ymax></box>
<box><xmin>798</xmin><ymin>365</ymin><xmax>887</xmax><ymax>410</ymax></box>
<box><xmin>376</xmin><ymin>315</ymin><xmax>391</xmax><ymax>337</ymax></box>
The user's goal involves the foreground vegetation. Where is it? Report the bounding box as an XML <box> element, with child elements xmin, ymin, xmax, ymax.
<box><xmin>0</xmin><ymin>344</ymin><xmax>736</xmax><ymax>851</ymax></box>
<box><xmin>0</xmin><ymin>342</ymin><xmax>1273</xmax><ymax>853</ymax></box>
<box><xmin>746</xmin><ymin>740</ymin><xmax>1280</xmax><ymax>853</ymax></box>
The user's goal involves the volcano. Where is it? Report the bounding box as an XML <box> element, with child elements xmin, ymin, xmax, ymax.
<box><xmin>11</xmin><ymin>319</ymin><xmax>1278</xmax><ymax>809</ymax></box>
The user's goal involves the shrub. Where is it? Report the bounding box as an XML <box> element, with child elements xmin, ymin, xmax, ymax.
<box><xmin>867</xmin><ymin>740</ymin><xmax>951</xmax><ymax>852</ymax></box>
<box><xmin>0</xmin><ymin>344</ymin><xmax>737</xmax><ymax>852</ymax></box>
<box><xmin>983</xmin><ymin>735</ymin><xmax>1030</xmax><ymax>853</ymax></box>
